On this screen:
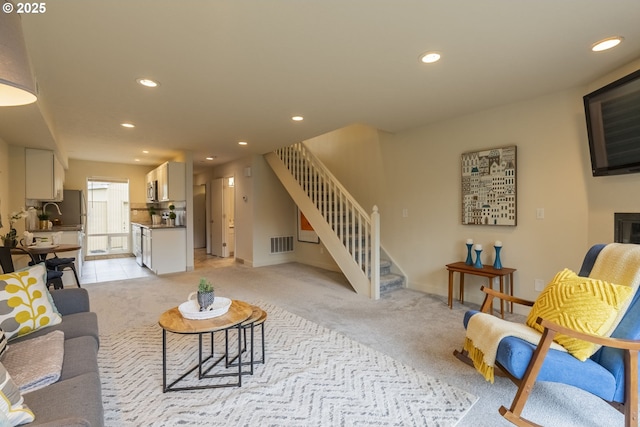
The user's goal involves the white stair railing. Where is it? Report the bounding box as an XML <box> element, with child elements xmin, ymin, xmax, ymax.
<box><xmin>271</xmin><ymin>142</ymin><xmax>380</xmax><ymax>299</ymax></box>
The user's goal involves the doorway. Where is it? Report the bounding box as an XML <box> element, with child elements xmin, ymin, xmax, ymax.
<box><xmin>210</xmin><ymin>176</ymin><xmax>235</xmax><ymax>258</ymax></box>
<box><xmin>86</xmin><ymin>178</ymin><xmax>130</xmax><ymax>256</ymax></box>
<box><xmin>193</xmin><ymin>184</ymin><xmax>206</xmax><ymax>249</ymax></box>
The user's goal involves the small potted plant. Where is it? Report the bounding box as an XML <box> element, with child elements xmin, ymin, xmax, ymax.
<box><xmin>197</xmin><ymin>277</ymin><xmax>215</xmax><ymax>312</ymax></box>
<box><xmin>37</xmin><ymin>212</ymin><xmax>50</xmax><ymax>230</ymax></box>
<box><xmin>168</xmin><ymin>204</ymin><xmax>176</xmax><ymax>226</ymax></box>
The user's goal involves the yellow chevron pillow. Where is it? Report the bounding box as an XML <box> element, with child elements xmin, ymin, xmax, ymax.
<box><xmin>526</xmin><ymin>268</ymin><xmax>634</xmax><ymax>361</ymax></box>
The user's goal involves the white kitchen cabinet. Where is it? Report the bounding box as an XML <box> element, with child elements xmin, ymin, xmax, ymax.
<box><xmin>25</xmin><ymin>148</ymin><xmax>65</xmax><ymax>201</ymax></box>
<box><xmin>31</xmin><ymin>230</ymin><xmax>84</xmax><ymax>287</ymax></box>
<box><xmin>157</xmin><ymin>161</ymin><xmax>186</xmax><ymax>201</ymax></box>
<box><xmin>142</xmin><ymin>226</ymin><xmax>186</xmax><ymax>275</ymax></box>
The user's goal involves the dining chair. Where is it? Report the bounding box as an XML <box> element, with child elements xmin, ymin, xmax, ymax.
<box><xmin>0</xmin><ymin>247</ymin><xmax>64</xmax><ymax>289</ymax></box>
<box><xmin>46</xmin><ymin>255</ymin><xmax>80</xmax><ymax>287</ymax></box>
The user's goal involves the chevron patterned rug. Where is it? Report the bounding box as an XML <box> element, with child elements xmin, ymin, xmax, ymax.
<box><xmin>98</xmin><ymin>302</ymin><xmax>477</xmax><ymax>426</ymax></box>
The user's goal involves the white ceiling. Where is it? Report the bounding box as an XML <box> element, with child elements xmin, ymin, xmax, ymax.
<box><xmin>1</xmin><ymin>1</ymin><xmax>640</xmax><ymax>173</ymax></box>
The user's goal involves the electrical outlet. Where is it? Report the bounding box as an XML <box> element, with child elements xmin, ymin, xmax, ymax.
<box><xmin>536</xmin><ymin>208</ymin><xmax>545</xmax><ymax>219</ymax></box>
<box><xmin>534</xmin><ymin>279</ymin><xmax>545</xmax><ymax>291</ymax></box>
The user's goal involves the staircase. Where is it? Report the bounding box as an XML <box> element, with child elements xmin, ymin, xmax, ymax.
<box><xmin>264</xmin><ymin>143</ymin><xmax>405</xmax><ymax>299</ymax></box>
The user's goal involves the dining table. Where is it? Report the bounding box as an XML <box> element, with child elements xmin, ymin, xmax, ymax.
<box><xmin>12</xmin><ymin>244</ymin><xmax>82</xmax><ymax>263</ymax></box>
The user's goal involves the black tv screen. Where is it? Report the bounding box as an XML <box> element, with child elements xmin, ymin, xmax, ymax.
<box><xmin>584</xmin><ymin>68</ymin><xmax>640</xmax><ymax>176</ymax></box>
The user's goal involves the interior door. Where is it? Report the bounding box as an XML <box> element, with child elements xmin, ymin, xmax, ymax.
<box><xmin>193</xmin><ymin>185</ymin><xmax>206</xmax><ymax>249</ymax></box>
<box><xmin>210</xmin><ymin>178</ymin><xmax>224</xmax><ymax>257</ymax></box>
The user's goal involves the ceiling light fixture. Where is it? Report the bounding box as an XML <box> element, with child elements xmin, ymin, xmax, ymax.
<box><xmin>121</xmin><ymin>123</ymin><xmax>135</xmax><ymax>128</ymax></box>
<box><xmin>206</xmin><ymin>156</ymin><xmax>216</xmax><ymax>160</ymax></box>
<box><xmin>420</xmin><ymin>51</ymin><xmax>441</xmax><ymax>64</ymax></box>
<box><xmin>291</xmin><ymin>116</ymin><xmax>304</xmax><ymax>121</ymax></box>
<box><xmin>142</xmin><ymin>150</ymin><xmax>149</xmax><ymax>154</ymax></box>
<box><xmin>591</xmin><ymin>36</ymin><xmax>623</xmax><ymax>52</ymax></box>
<box><xmin>136</xmin><ymin>78</ymin><xmax>159</xmax><ymax>88</ymax></box>
<box><xmin>0</xmin><ymin>10</ymin><xmax>37</xmax><ymax>106</ymax></box>
<box><xmin>238</xmin><ymin>141</ymin><xmax>248</xmax><ymax>146</ymax></box>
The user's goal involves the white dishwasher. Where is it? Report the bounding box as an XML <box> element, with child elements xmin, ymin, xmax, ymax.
<box><xmin>142</xmin><ymin>226</ymin><xmax>152</xmax><ymax>269</ymax></box>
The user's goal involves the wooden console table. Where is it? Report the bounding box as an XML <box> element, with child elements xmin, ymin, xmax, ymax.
<box><xmin>446</xmin><ymin>262</ymin><xmax>516</xmax><ymax>318</ymax></box>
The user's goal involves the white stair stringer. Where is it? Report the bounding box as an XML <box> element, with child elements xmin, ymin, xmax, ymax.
<box><xmin>265</xmin><ymin>150</ymin><xmax>379</xmax><ymax>299</ymax></box>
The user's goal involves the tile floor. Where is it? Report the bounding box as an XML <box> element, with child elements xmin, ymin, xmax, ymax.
<box><xmin>80</xmin><ymin>256</ymin><xmax>154</xmax><ymax>285</ymax></box>
<box><xmin>78</xmin><ymin>249</ymin><xmax>233</xmax><ymax>286</ymax></box>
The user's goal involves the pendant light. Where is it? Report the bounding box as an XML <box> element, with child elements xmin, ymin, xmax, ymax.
<box><xmin>0</xmin><ymin>4</ymin><xmax>37</xmax><ymax>106</ymax></box>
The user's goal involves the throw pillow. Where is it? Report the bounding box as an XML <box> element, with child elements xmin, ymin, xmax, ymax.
<box><xmin>0</xmin><ymin>362</ymin><xmax>34</xmax><ymax>426</ymax></box>
<box><xmin>526</xmin><ymin>268</ymin><xmax>634</xmax><ymax>361</ymax></box>
<box><xmin>0</xmin><ymin>264</ymin><xmax>62</xmax><ymax>340</ymax></box>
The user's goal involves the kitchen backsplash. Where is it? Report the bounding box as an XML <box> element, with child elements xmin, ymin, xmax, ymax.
<box><xmin>131</xmin><ymin>201</ymin><xmax>186</xmax><ymax>225</ymax></box>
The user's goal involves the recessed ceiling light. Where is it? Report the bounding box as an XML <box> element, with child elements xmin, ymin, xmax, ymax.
<box><xmin>136</xmin><ymin>78</ymin><xmax>159</xmax><ymax>88</ymax></box>
<box><xmin>420</xmin><ymin>51</ymin><xmax>441</xmax><ymax>64</ymax></box>
<box><xmin>134</xmin><ymin>158</ymin><xmax>140</xmax><ymax>162</ymax></box>
<box><xmin>142</xmin><ymin>150</ymin><xmax>149</xmax><ymax>154</ymax></box>
<box><xmin>238</xmin><ymin>141</ymin><xmax>248</xmax><ymax>146</ymax></box>
<box><xmin>291</xmin><ymin>116</ymin><xmax>304</xmax><ymax>121</ymax></box>
<box><xmin>121</xmin><ymin>123</ymin><xmax>135</xmax><ymax>128</ymax></box>
<box><xmin>591</xmin><ymin>36</ymin><xmax>623</xmax><ymax>52</ymax></box>
<box><xmin>206</xmin><ymin>156</ymin><xmax>216</xmax><ymax>160</ymax></box>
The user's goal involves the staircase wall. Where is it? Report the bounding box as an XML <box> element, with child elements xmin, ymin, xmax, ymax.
<box><xmin>304</xmin><ymin>124</ymin><xmax>388</xmax><ymax>215</ymax></box>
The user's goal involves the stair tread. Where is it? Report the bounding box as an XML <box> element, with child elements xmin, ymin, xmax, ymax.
<box><xmin>380</xmin><ymin>273</ymin><xmax>403</xmax><ymax>283</ymax></box>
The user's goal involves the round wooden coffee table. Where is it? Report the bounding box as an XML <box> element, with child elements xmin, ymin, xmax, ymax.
<box><xmin>159</xmin><ymin>299</ymin><xmax>253</xmax><ymax>392</ymax></box>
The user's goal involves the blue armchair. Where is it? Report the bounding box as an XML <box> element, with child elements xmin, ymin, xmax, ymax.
<box><xmin>455</xmin><ymin>244</ymin><xmax>640</xmax><ymax>427</ymax></box>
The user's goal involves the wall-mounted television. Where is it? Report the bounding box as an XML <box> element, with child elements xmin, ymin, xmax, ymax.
<box><xmin>584</xmin><ymin>68</ymin><xmax>640</xmax><ymax>176</ymax></box>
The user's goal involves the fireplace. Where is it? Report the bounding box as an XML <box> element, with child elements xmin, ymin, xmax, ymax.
<box><xmin>614</xmin><ymin>213</ymin><xmax>640</xmax><ymax>244</ymax></box>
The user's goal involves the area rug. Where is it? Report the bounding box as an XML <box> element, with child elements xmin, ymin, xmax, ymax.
<box><xmin>98</xmin><ymin>302</ymin><xmax>477</xmax><ymax>426</ymax></box>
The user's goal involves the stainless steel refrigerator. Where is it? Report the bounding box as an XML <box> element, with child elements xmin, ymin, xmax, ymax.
<box><xmin>48</xmin><ymin>189</ymin><xmax>86</xmax><ymax>228</ymax></box>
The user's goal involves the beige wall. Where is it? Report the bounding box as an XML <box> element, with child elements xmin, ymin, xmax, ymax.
<box><xmin>305</xmin><ymin>124</ymin><xmax>388</xmax><ymax>214</ymax></box>
<box><xmin>2</xmin><ymin>145</ymin><xmax>29</xmax><ymax>238</ymax></box>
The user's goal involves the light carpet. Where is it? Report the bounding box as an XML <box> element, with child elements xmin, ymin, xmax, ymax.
<box><xmin>98</xmin><ymin>302</ymin><xmax>478</xmax><ymax>426</ymax></box>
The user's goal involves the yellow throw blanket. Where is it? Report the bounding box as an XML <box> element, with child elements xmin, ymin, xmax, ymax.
<box><xmin>589</xmin><ymin>243</ymin><xmax>640</xmax><ymax>306</ymax></box>
<box><xmin>464</xmin><ymin>313</ymin><xmax>566</xmax><ymax>383</ymax></box>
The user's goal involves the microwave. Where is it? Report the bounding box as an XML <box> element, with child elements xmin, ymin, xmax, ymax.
<box><xmin>146</xmin><ymin>180</ymin><xmax>157</xmax><ymax>202</ymax></box>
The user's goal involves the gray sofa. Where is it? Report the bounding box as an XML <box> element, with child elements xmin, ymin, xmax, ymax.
<box><xmin>10</xmin><ymin>288</ymin><xmax>104</xmax><ymax>427</ymax></box>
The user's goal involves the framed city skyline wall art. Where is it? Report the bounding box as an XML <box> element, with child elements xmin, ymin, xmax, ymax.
<box><xmin>461</xmin><ymin>145</ymin><xmax>517</xmax><ymax>226</ymax></box>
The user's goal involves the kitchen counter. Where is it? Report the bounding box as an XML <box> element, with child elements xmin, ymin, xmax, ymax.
<box><xmin>28</xmin><ymin>225</ymin><xmax>84</xmax><ymax>232</ymax></box>
<box><xmin>133</xmin><ymin>223</ymin><xmax>186</xmax><ymax>275</ymax></box>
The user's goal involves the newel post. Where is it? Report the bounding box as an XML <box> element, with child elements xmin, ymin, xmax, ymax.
<box><xmin>371</xmin><ymin>205</ymin><xmax>380</xmax><ymax>300</ymax></box>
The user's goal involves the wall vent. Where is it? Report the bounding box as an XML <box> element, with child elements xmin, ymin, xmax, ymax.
<box><xmin>270</xmin><ymin>236</ymin><xmax>294</xmax><ymax>254</ymax></box>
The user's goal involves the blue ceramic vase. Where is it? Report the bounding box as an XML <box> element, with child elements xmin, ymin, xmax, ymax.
<box><xmin>493</xmin><ymin>246</ymin><xmax>502</xmax><ymax>270</ymax></box>
<box><xmin>465</xmin><ymin>243</ymin><xmax>474</xmax><ymax>265</ymax></box>
<box><xmin>474</xmin><ymin>249</ymin><xmax>483</xmax><ymax>268</ymax></box>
